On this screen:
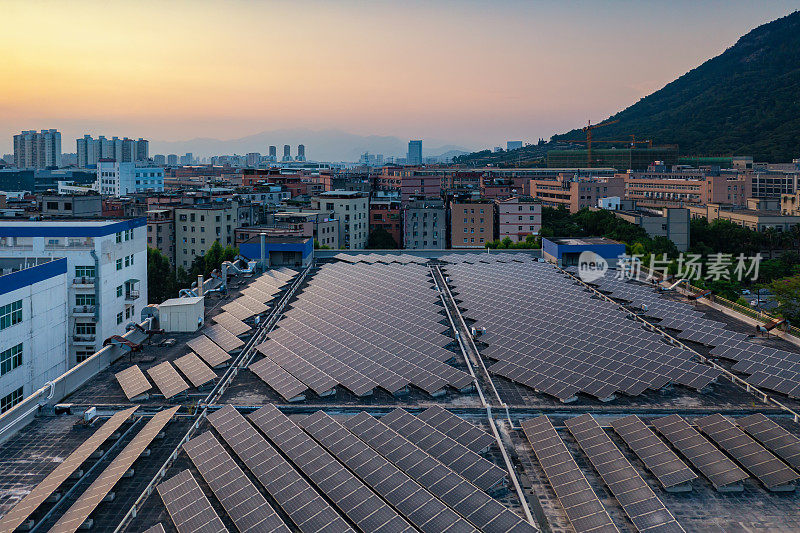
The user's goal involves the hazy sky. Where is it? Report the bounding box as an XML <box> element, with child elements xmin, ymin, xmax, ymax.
<box><xmin>2</xmin><ymin>0</ymin><xmax>799</xmax><ymax>155</ymax></box>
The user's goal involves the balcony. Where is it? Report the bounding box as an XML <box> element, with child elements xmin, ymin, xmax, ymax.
<box><xmin>125</xmin><ymin>290</ymin><xmax>140</xmax><ymax>301</ymax></box>
<box><xmin>72</xmin><ymin>305</ymin><xmax>96</xmax><ymax>316</ymax></box>
<box><xmin>72</xmin><ymin>277</ymin><xmax>96</xmax><ymax>287</ymax></box>
<box><xmin>72</xmin><ymin>335</ymin><xmax>96</xmax><ymax>345</ymax></box>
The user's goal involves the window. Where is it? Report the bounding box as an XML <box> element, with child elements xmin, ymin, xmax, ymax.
<box><xmin>117</xmin><ymin>312</ymin><xmax>123</xmax><ymax>324</ymax></box>
<box><xmin>115</xmin><ymin>232</ymin><xmax>122</xmax><ymax>243</ymax></box>
<box><xmin>125</xmin><ymin>255</ymin><xmax>130</xmax><ymax>267</ymax></box>
<box><xmin>76</xmin><ymin>350</ymin><xmax>93</xmax><ymax>364</ymax></box>
<box><xmin>0</xmin><ymin>343</ymin><xmax>23</xmax><ymax>375</ymax></box>
<box><xmin>75</xmin><ymin>294</ymin><xmax>95</xmax><ymax>306</ymax></box>
<box><xmin>46</xmin><ymin>201</ymin><xmax>59</xmax><ymax>210</ymax></box>
<box><xmin>1</xmin><ymin>387</ymin><xmax>23</xmax><ymax>413</ymax></box>
<box><xmin>75</xmin><ymin>323</ymin><xmax>96</xmax><ymax>336</ymax></box>
<box><xmin>75</xmin><ymin>266</ymin><xmax>95</xmax><ymax>278</ymax></box>
<box><xmin>125</xmin><ymin>307</ymin><xmax>131</xmax><ymax>319</ymax></box>
<box><xmin>0</xmin><ymin>300</ymin><xmax>23</xmax><ymax>330</ymax></box>
<box><xmin>116</xmin><ymin>258</ymin><xmax>123</xmax><ymax>271</ymax></box>
<box><xmin>117</xmin><ymin>285</ymin><xmax>123</xmax><ymax>297</ymax></box>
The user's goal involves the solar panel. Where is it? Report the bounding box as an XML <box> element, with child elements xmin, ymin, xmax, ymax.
<box><xmin>174</xmin><ymin>352</ymin><xmax>217</xmax><ymax>388</ymax></box>
<box><xmin>695</xmin><ymin>413</ymin><xmax>800</xmax><ymax>490</ymax></box>
<box><xmin>0</xmin><ymin>407</ymin><xmax>138</xmax><ymax>533</ymax></box>
<box><xmin>736</xmin><ymin>413</ymin><xmax>800</xmax><ymax>471</ymax></box>
<box><xmin>213</xmin><ymin>311</ymin><xmax>251</xmax><ymax>336</ymax></box>
<box><xmin>380</xmin><ymin>408</ymin><xmax>507</xmax><ymax>491</ymax></box>
<box><xmin>114</xmin><ymin>365</ymin><xmax>151</xmax><ymax>400</ymax></box>
<box><xmin>343</xmin><ymin>412</ymin><xmax>538</xmax><ymax>533</ymax></box>
<box><xmin>610</xmin><ymin>415</ymin><xmax>697</xmax><ymax>490</ymax></box>
<box><xmin>520</xmin><ymin>416</ymin><xmax>618</xmax><ymax>533</ymax></box>
<box><xmin>651</xmin><ymin>414</ymin><xmax>749</xmax><ymax>491</ymax></box>
<box><xmin>144</xmin><ymin>524</ymin><xmax>167</xmax><ymax>533</ymax></box>
<box><xmin>157</xmin><ymin>469</ymin><xmax>227</xmax><ymax>533</ymax></box>
<box><xmin>298</xmin><ymin>410</ymin><xmax>479</xmax><ymax>533</ymax></box>
<box><xmin>564</xmin><ymin>414</ymin><xmax>684</xmax><ymax>533</ymax></box>
<box><xmin>219</xmin><ymin>300</ymin><xmax>254</xmax><ymax>321</ymax></box>
<box><xmin>417</xmin><ymin>406</ymin><xmax>495</xmax><ymax>453</ymax></box>
<box><xmin>183</xmin><ymin>431</ymin><xmax>290</xmax><ymax>532</ymax></box>
<box><xmin>207</xmin><ymin>406</ymin><xmax>354</xmax><ymax>533</ymax></box>
<box><xmin>187</xmin><ymin>335</ymin><xmax>232</xmax><ymax>368</ymax></box>
<box><xmin>147</xmin><ymin>361</ymin><xmax>190</xmax><ymax>399</ymax></box>
<box><xmin>248</xmin><ymin>356</ymin><xmax>307</xmax><ymax>401</ymax></box>
<box><xmin>254</xmin><ymin>342</ymin><xmax>338</xmax><ymax>397</ymax></box>
<box><xmin>50</xmin><ymin>407</ymin><xmax>180</xmax><ymax>533</ymax></box>
<box><xmin>248</xmin><ymin>404</ymin><xmax>416</xmax><ymax>533</ymax></box>
<box><xmin>204</xmin><ymin>323</ymin><xmax>245</xmax><ymax>352</ymax></box>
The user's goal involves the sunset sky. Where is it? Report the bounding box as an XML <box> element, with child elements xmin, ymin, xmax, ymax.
<box><xmin>2</xmin><ymin>0</ymin><xmax>799</xmax><ymax>156</ymax></box>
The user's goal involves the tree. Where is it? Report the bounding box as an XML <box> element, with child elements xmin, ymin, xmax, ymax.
<box><xmin>366</xmin><ymin>227</ymin><xmax>398</xmax><ymax>249</ymax></box>
<box><xmin>314</xmin><ymin>239</ymin><xmax>331</xmax><ymax>250</ymax></box>
<box><xmin>147</xmin><ymin>247</ymin><xmax>177</xmax><ymax>304</ymax></box>
<box><xmin>771</xmin><ymin>274</ymin><xmax>800</xmax><ymax>324</ymax></box>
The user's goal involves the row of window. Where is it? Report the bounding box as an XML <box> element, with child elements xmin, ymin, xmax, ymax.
<box><xmin>115</xmin><ymin>229</ymin><xmax>135</xmax><ymax>243</ymax></box>
<box><xmin>1</xmin><ymin>387</ymin><xmax>23</xmax><ymax>413</ymax></box>
<box><xmin>75</xmin><ymin>266</ymin><xmax>96</xmax><ymax>278</ymax></box>
<box><xmin>116</xmin><ymin>254</ymin><xmax>135</xmax><ymax>270</ymax></box>
<box><xmin>116</xmin><ymin>305</ymin><xmax>135</xmax><ymax>324</ymax></box>
<box><xmin>0</xmin><ymin>300</ymin><xmax>22</xmax><ymax>330</ymax></box>
<box><xmin>0</xmin><ymin>343</ymin><xmax>23</xmax><ymax>376</ymax></box>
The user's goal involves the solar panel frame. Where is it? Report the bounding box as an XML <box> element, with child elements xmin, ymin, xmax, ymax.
<box><xmin>147</xmin><ymin>361</ymin><xmax>190</xmax><ymax>399</ymax></box>
<box><xmin>186</xmin><ymin>335</ymin><xmax>232</xmax><ymax>367</ymax></box>
<box><xmin>651</xmin><ymin>414</ymin><xmax>749</xmax><ymax>491</ymax></box>
<box><xmin>183</xmin><ymin>431</ymin><xmax>291</xmax><ymax>533</ymax></box>
<box><xmin>248</xmin><ymin>356</ymin><xmax>307</xmax><ymax>401</ymax></box>
<box><xmin>0</xmin><ymin>407</ymin><xmax>138</xmax><ymax>533</ymax></box>
<box><xmin>207</xmin><ymin>406</ymin><xmax>355</xmax><ymax>533</ymax></box>
<box><xmin>50</xmin><ymin>407</ymin><xmax>180</xmax><ymax>533</ymax></box>
<box><xmin>417</xmin><ymin>406</ymin><xmax>495</xmax><ymax>453</ymax></box>
<box><xmin>174</xmin><ymin>353</ymin><xmax>217</xmax><ymax>388</ymax></box>
<box><xmin>212</xmin><ymin>311</ymin><xmax>251</xmax><ymax>336</ymax></box>
<box><xmin>520</xmin><ymin>416</ymin><xmax>619</xmax><ymax>533</ymax></box>
<box><xmin>144</xmin><ymin>524</ymin><xmax>167</xmax><ymax>533</ymax></box>
<box><xmin>114</xmin><ymin>365</ymin><xmax>151</xmax><ymax>400</ymax></box>
<box><xmin>695</xmin><ymin>413</ymin><xmax>800</xmax><ymax>490</ymax></box>
<box><xmin>610</xmin><ymin>415</ymin><xmax>697</xmax><ymax>490</ymax></box>
<box><xmin>157</xmin><ymin>469</ymin><xmax>228</xmax><ymax>533</ymax></box>
<box><xmin>736</xmin><ymin>413</ymin><xmax>800</xmax><ymax>471</ymax></box>
<box><xmin>565</xmin><ymin>414</ymin><xmax>684</xmax><ymax>533</ymax></box>
<box><xmin>203</xmin><ymin>323</ymin><xmax>245</xmax><ymax>352</ymax></box>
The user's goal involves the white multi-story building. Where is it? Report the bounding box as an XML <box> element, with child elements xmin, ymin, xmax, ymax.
<box><xmin>311</xmin><ymin>191</ymin><xmax>369</xmax><ymax>249</ymax></box>
<box><xmin>97</xmin><ymin>160</ymin><xmax>164</xmax><ymax>195</ymax></box>
<box><xmin>0</xmin><ymin>218</ymin><xmax>148</xmax><ymax>366</ymax></box>
<box><xmin>13</xmin><ymin>129</ymin><xmax>62</xmax><ymax>169</ymax></box>
<box><xmin>77</xmin><ymin>136</ymin><xmax>149</xmax><ymax>168</ymax></box>
<box><xmin>0</xmin><ymin>257</ymin><xmax>69</xmax><ymax>413</ymax></box>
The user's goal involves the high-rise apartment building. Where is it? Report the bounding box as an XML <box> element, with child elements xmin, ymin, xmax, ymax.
<box><xmin>153</xmin><ymin>154</ymin><xmax>166</xmax><ymax>166</ymax></box>
<box><xmin>268</xmin><ymin>145</ymin><xmax>277</xmax><ymax>162</ymax></box>
<box><xmin>311</xmin><ymin>191</ymin><xmax>369</xmax><ymax>249</ymax></box>
<box><xmin>13</xmin><ymin>130</ymin><xmax>62</xmax><ymax>169</ymax></box>
<box><xmin>76</xmin><ymin>136</ymin><xmax>149</xmax><ymax>168</ymax></box>
<box><xmin>167</xmin><ymin>154</ymin><xmax>178</xmax><ymax>166</ymax></box>
<box><xmin>403</xmin><ymin>199</ymin><xmax>445</xmax><ymax>249</ymax></box>
<box><xmin>507</xmin><ymin>140</ymin><xmax>523</xmax><ymax>151</ymax></box>
<box><xmin>246</xmin><ymin>153</ymin><xmax>261</xmax><ymax>167</ymax></box>
<box><xmin>296</xmin><ymin>144</ymin><xmax>306</xmax><ymax>162</ymax></box>
<box><xmin>283</xmin><ymin>145</ymin><xmax>292</xmax><ymax>162</ymax></box>
<box><xmin>174</xmin><ymin>202</ymin><xmax>260</xmax><ymax>268</ymax></box>
<box><xmin>180</xmin><ymin>153</ymin><xmax>193</xmax><ymax>165</ymax></box>
<box><xmin>0</xmin><ymin>218</ymin><xmax>147</xmax><ymax>366</ymax></box>
<box><xmin>407</xmin><ymin>140</ymin><xmax>422</xmax><ymax>165</ymax></box>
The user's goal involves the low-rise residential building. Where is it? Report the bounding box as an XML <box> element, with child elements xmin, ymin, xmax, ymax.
<box><xmin>613</xmin><ymin>207</ymin><xmax>690</xmax><ymax>251</ymax></box>
<box><xmin>530</xmin><ymin>173</ymin><xmax>625</xmax><ymax>213</ymax></box>
<box><xmin>402</xmin><ymin>199</ymin><xmax>445</xmax><ymax>250</ymax></box>
<box><xmin>0</xmin><ymin>257</ymin><xmax>69</xmax><ymax>412</ymax></box>
<box><xmin>97</xmin><ymin>160</ymin><xmax>165</xmax><ymax>195</ymax></box>
<box><xmin>688</xmin><ymin>202</ymin><xmax>800</xmax><ymax>232</ymax></box>
<box><xmin>450</xmin><ymin>200</ymin><xmax>495</xmax><ymax>248</ymax></box>
<box><xmin>311</xmin><ymin>191</ymin><xmax>368</xmax><ymax>249</ymax></box>
<box><xmin>369</xmin><ymin>199</ymin><xmax>402</xmax><ymax>247</ymax></box>
<box><xmin>146</xmin><ymin>209</ymin><xmax>176</xmax><ymax>264</ymax></box>
<box><xmin>781</xmin><ymin>192</ymin><xmax>800</xmax><ymax>216</ymax></box>
<box><xmin>496</xmin><ymin>196</ymin><xmax>541</xmax><ymax>242</ymax></box>
<box><xmin>0</xmin><ymin>218</ymin><xmax>147</xmax><ymax>367</ymax></box>
<box><xmin>174</xmin><ymin>202</ymin><xmax>260</xmax><ymax>268</ymax></box>
<box><xmin>37</xmin><ymin>193</ymin><xmax>102</xmax><ymax>217</ymax></box>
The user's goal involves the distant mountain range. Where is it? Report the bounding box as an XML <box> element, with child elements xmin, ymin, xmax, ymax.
<box><xmin>458</xmin><ymin>10</ymin><xmax>800</xmax><ymax>166</ymax></box>
<box><xmin>150</xmin><ymin>128</ymin><xmax>471</xmax><ymax>162</ymax></box>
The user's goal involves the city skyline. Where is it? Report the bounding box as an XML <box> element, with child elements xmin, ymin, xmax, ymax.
<box><xmin>2</xmin><ymin>0</ymin><xmax>799</xmax><ymax>158</ymax></box>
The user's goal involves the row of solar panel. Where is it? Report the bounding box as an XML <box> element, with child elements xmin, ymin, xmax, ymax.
<box><xmin>156</xmin><ymin>404</ymin><xmax>534</xmax><ymax>533</ymax></box>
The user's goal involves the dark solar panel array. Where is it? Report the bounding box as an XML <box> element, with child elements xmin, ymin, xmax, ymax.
<box><xmin>157</xmin><ymin>470</ymin><xmax>227</xmax><ymax>533</ymax></box>
<box><xmin>343</xmin><ymin>411</ymin><xmax>538</xmax><ymax>533</ymax></box>
<box><xmin>213</xmin><ymin>311</ymin><xmax>251</xmax><ymax>336</ymax></box>
<box><xmin>590</xmin><ymin>273</ymin><xmax>800</xmax><ymax>399</ymax></box>
<box><xmin>252</xmin><ymin>262</ymin><xmax>472</xmax><ymax>398</ymax></box>
<box><xmin>695</xmin><ymin>414</ymin><xmax>799</xmax><ymax>490</ymax></box>
<box><xmin>610</xmin><ymin>415</ymin><xmax>697</xmax><ymax>489</ymax></box>
<box><xmin>248</xmin><ymin>404</ymin><xmax>416</xmax><ymax>533</ymax></box>
<box><xmin>417</xmin><ymin>406</ymin><xmax>495</xmax><ymax>453</ymax></box>
<box><xmin>651</xmin><ymin>414</ymin><xmax>748</xmax><ymax>490</ymax></box>
<box><xmin>520</xmin><ymin>416</ymin><xmax>618</xmax><ymax>533</ymax></box>
<box><xmin>444</xmin><ymin>260</ymin><xmax>720</xmax><ymax>402</ymax></box>
<box><xmin>298</xmin><ymin>410</ymin><xmax>479</xmax><ymax>533</ymax></box>
<box><xmin>174</xmin><ymin>352</ymin><xmax>217</xmax><ymax>388</ymax></box>
<box><xmin>736</xmin><ymin>413</ymin><xmax>800</xmax><ymax>471</ymax></box>
<box><xmin>183</xmin><ymin>431</ymin><xmax>291</xmax><ymax>533</ymax></box>
<box><xmin>333</xmin><ymin>252</ymin><xmax>430</xmax><ymax>264</ymax></box>
<box><xmin>186</xmin><ymin>335</ymin><xmax>232</xmax><ymax>368</ymax></box>
<box><xmin>380</xmin><ymin>408</ymin><xmax>507</xmax><ymax>491</ymax></box>
<box><xmin>204</xmin><ymin>323</ymin><xmax>245</xmax><ymax>352</ymax></box>
<box><xmin>207</xmin><ymin>406</ymin><xmax>355</xmax><ymax>533</ymax></box>
<box><xmin>565</xmin><ymin>414</ymin><xmax>685</xmax><ymax>533</ymax></box>
<box><xmin>248</xmin><ymin>355</ymin><xmax>308</xmax><ymax>401</ymax></box>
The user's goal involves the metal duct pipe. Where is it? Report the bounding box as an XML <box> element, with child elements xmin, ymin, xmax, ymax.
<box><xmin>260</xmin><ymin>233</ymin><xmax>267</xmax><ymax>271</ymax></box>
<box><xmin>197</xmin><ymin>275</ymin><xmax>204</xmax><ymax>296</ymax></box>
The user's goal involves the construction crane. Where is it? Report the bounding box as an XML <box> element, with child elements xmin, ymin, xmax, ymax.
<box><xmin>583</xmin><ymin>119</ymin><xmax>618</xmax><ymax>167</ymax></box>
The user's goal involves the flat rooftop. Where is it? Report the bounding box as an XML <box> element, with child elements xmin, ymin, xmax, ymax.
<box><xmin>0</xmin><ymin>252</ymin><xmax>798</xmax><ymax>532</ymax></box>
<box><xmin>549</xmin><ymin>236</ymin><xmax>623</xmax><ymax>245</ymax></box>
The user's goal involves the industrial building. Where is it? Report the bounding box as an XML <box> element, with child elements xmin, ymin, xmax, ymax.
<box><xmin>547</xmin><ymin>146</ymin><xmax>679</xmax><ymax>171</ymax></box>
